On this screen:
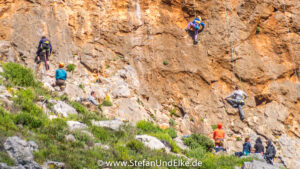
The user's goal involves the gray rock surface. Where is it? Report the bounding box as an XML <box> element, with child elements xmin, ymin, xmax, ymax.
<box><xmin>52</xmin><ymin>101</ymin><xmax>78</xmax><ymax>117</ymax></box>
<box><xmin>135</xmin><ymin>135</ymin><xmax>166</xmax><ymax>150</ymax></box>
<box><xmin>174</xmin><ymin>137</ymin><xmax>188</xmax><ymax>150</ymax></box>
<box><xmin>91</xmin><ymin>119</ymin><xmax>124</xmax><ymax>131</ymax></box>
<box><xmin>242</xmin><ymin>160</ymin><xmax>279</xmax><ymax>169</ymax></box>
<box><xmin>67</xmin><ymin>121</ymin><xmax>88</xmax><ymax>131</ymax></box>
<box><xmin>3</xmin><ymin>136</ymin><xmax>42</xmax><ymax>169</ymax></box>
<box><xmin>65</xmin><ymin>134</ymin><xmax>76</xmax><ymax>142</ymax></box>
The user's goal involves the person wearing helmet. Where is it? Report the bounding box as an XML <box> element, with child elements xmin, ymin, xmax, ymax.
<box><xmin>225</xmin><ymin>86</ymin><xmax>248</xmax><ymax>121</ymax></box>
<box><xmin>213</xmin><ymin>123</ymin><xmax>225</xmax><ymax>152</ymax></box>
<box><xmin>185</xmin><ymin>16</ymin><xmax>205</xmax><ymax>45</ymax></box>
<box><xmin>52</xmin><ymin>62</ymin><xmax>67</xmax><ymax>91</ymax></box>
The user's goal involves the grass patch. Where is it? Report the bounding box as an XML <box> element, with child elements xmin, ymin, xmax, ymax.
<box><xmin>102</xmin><ymin>95</ymin><xmax>112</xmax><ymax>107</ymax></box>
<box><xmin>0</xmin><ymin>152</ymin><xmax>15</xmax><ymax>166</ymax></box>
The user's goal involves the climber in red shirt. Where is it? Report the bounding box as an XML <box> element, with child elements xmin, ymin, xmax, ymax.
<box><xmin>213</xmin><ymin>123</ymin><xmax>225</xmax><ymax>152</ymax></box>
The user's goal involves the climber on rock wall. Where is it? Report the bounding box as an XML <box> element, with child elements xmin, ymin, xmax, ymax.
<box><xmin>213</xmin><ymin>123</ymin><xmax>225</xmax><ymax>152</ymax></box>
<box><xmin>185</xmin><ymin>16</ymin><xmax>205</xmax><ymax>45</ymax></box>
<box><xmin>225</xmin><ymin>86</ymin><xmax>248</xmax><ymax>121</ymax></box>
<box><xmin>36</xmin><ymin>36</ymin><xmax>52</xmax><ymax>63</ymax></box>
<box><xmin>52</xmin><ymin>62</ymin><xmax>67</xmax><ymax>91</ymax></box>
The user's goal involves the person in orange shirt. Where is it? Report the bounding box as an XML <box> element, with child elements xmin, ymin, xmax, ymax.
<box><xmin>213</xmin><ymin>123</ymin><xmax>225</xmax><ymax>152</ymax></box>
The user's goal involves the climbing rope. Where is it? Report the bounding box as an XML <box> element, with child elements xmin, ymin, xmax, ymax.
<box><xmin>224</xmin><ymin>0</ymin><xmax>241</xmax><ymax>86</ymax></box>
<box><xmin>282</xmin><ymin>0</ymin><xmax>299</xmax><ymax>84</ymax></box>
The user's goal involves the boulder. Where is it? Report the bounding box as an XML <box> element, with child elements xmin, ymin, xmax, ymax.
<box><xmin>65</xmin><ymin>134</ymin><xmax>76</xmax><ymax>142</ymax></box>
<box><xmin>52</xmin><ymin>101</ymin><xmax>78</xmax><ymax>117</ymax></box>
<box><xmin>174</xmin><ymin>137</ymin><xmax>188</xmax><ymax>150</ymax></box>
<box><xmin>91</xmin><ymin>119</ymin><xmax>124</xmax><ymax>131</ymax></box>
<box><xmin>42</xmin><ymin>160</ymin><xmax>65</xmax><ymax>169</ymax></box>
<box><xmin>3</xmin><ymin>136</ymin><xmax>42</xmax><ymax>169</ymax></box>
<box><xmin>67</xmin><ymin>121</ymin><xmax>88</xmax><ymax>131</ymax></box>
<box><xmin>242</xmin><ymin>160</ymin><xmax>279</xmax><ymax>169</ymax></box>
<box><xmin>135</xmin><ymin>135</ymin><xmax>166</xmax><ymax>150</ymax></box>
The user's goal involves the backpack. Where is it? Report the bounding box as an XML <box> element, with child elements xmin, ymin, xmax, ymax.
<box><xmin>41</xmin><ymin>40</ymin><xmax>50</xmax><ymax>50</ymax></box>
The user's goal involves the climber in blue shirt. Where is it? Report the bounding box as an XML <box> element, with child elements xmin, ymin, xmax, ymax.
<box><xmin>185</xmin><ymin>16</ymin><xmax>205</xmax><ymax>45</ymax></box>
<box><xmin>52</xmin><ymin>62</ymin><xmax>67</xmax><ymax>91</ymax></box>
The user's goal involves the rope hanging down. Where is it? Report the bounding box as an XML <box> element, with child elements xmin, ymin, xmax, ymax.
<box><xmin>282</xmin><ymin>0</ymin><xmax>298</xmax><ymax>82</ymax></box>
<box><xmin>224</xmin><ymin>1</ymin><xmax>241</xmax><ymax>85</ymax></box>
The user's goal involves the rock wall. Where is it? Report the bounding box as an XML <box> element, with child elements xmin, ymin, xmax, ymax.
<box><xmin>0</xmin><ymin>0</ymin><xmax>299</xmax><ymax>168</ymax></box>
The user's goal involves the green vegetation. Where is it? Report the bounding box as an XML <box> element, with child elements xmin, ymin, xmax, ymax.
<box><xmin>0</xmin><ymin>63</ymin><xmax>253</xmax><ymax>169</ymax></box>
<box><xmin>0</xmin><ymin>152</ymin><xmax>15</xmax><ymax>166</ymax></box>
<box><xmin>211</xmin><ymin>124</ymin><xmax>218</xmax><ymax>130</ymax></box>
<box><xmin>236</xmin><ymin>137</ymin><xmax>242</xmax><ymax>141</ymax></box>
<box><xmin>183</xmin><ymin>134</ymin><xmax>214</xmax><ymax>152</ymax></box>
<box><xmin>183</xmin><ymin>134</ymin><xmax>252</xmax><ymax>169</ymax></box>
<box><xmin>136</xmin><ymin>120</ymin><xmax>180</xmax><ymax>153</ymax></box>
<box><xmin>78</xmin><ymin>84</ymin><xmax>85</xmax><ymax>90</ymax></box>
<box><xmin>169</xmin><ymin>119</ymin><xmax>176</xmax><ymax>126</ymax></box>
<box><xmin>102</xmin><ymin>95</ymin><xmax>112</xmax><ymax>107</ymax></box>
<box><xmin>169</xmin><ymin>108</ymin><xmax>179</xmax><ymax>117</ymax></box>
<box><xmin>2</xmin><ymin>62</ymin><xmax>37</xmax><ymax>87</ymax></box>
<box><xmin>163</xmin><ymin>60</ymin><xmax>168</xmax><ymax>66</ymax></box>
<box><xmin>66</xmin><ymin>64</ymin><xmax>76</xmax><ymax>72</ymax></box>
<box><xmin>256</xmin><ymin>26</ymin><xmax>260</xmax><ymax>34</ymax></box>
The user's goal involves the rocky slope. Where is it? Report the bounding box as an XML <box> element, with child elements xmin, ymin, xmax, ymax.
<box><xmin>0</xmin><ymin>0</ymin><xmax>299</xmax><ymax>168</ymax></box>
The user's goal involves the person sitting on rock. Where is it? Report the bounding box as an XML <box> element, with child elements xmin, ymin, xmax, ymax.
<box><xmin>185</xmin><ymin>16</ymin><xmax>205</xmax><ymax>45</ymax></box>
<box><xmin>243</xmin><ymin>137</ymin><xmax>251</xmax><ymax>156</ymax></box>
<box><xmin>36</xmin><ymin>36</ymin><xmax>52</xmax><ymax>63</ymax></box>
<box><xmin>88</xmin><ymin>91</ymin><xmax>99</xmax><ymax>106</ymax></box>
<box><xmin>254</xmin><ymin>137</ymin><xmax>264</xmax><ymax>155</ymax></box>
<box><xmin>52</xmin><ymin>62</ymin><xmax>67</xmax><ymax>91</ymax></box>
<box><xmin>225</xmin><ymin>86</ymin><xmax>248</xmax><ymax>121</ymax></box>
<box><xmin>264</xmin><ymin>140</ymin><xmax>276</xmax><ymax>165</ymax></box>
<box><xmin>213</xmin><ymin>123</ymin><xmax>225</xmax><ymax>151</ymax></box>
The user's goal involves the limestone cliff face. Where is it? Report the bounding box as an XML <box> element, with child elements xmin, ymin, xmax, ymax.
<box><xmin>0</xmin><ymin>0</ymin><xmax>300</xmax><ymax>168</ymax></box>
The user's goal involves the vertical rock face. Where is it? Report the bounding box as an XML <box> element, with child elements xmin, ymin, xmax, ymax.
<box><xmin>0</xmin><ymin>0</ymin><xmax>299</xmax><ymax>168</ymax></box>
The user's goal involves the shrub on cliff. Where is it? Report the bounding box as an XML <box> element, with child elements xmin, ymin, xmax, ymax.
<box><xmin>2</xmin><ymin>62</ymin><xmax>37</xmax><ymax>87</ymax></box>
<box><xmin>183</xmin><ymin>134</ymin><xmax>214</xmax><ymax>152</ymax></box>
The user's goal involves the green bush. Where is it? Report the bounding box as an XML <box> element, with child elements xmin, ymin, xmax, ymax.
<box><xmin>163</xmin><ymin>60</ymin><xmax>168</xmax><ymax>66</ymax></box>
<box><xmin>211</xmin><ymin>125</ymin><xmax>218</xmax><ymax>130</ymax></box>
<box><xmin>0</xmin><ymin>107</ymin><xmax>17</xmax><ymax>131</ymax></box>
<box><xmin>0</xmin><ymin>152</ymin><xmax>15</xmax><ymax>166</ymax></box>
<box><xmin>169</xmin><ymin>108</ymin><xmax>178</xmax><ymax>117</ymax></box>
<box><xmin>67</xmin><ymin>64</ymin><xmax>76</xmax><ymax>72</ymax></box>
<box><xmin>126</xmin><ymin>139</ymin><xmax>144</xmax><ymax>153</ymax></box>
<box><xmin>91</xmin><ymin>126</ymin><xmax>112</xmax><ymax>142</ymax></box>
<box><xmin>151</xmin><ymin>132</ymin><xmax>180</xmax><ymax>153</ymax></box>
<box><xmin>169</xmin><ymin>119</ymin><xmax>176</xmax><ymax>126</ymax></box>
<box><xmin>183</xmin><ymin>134</ymin><xmax>214</xmax><ymax>152</ymax></box>
<box><xmin>2</xmin><ymin>62</ymin><xmax>37</xmax><ymax>87</ymax></box>
<box><xmin>256</xmin><ymin>26</ymin><xmax>260</xmax><ymax>34</ymax></box>
<box><xmin>15</xmin><ymin>112</ymin><xmax>44</xmax><ymax>128</ymax></box>
<box><xmin>165</xmin><ymin>128</ymin><xmax>177</xmax><ymax>139</ymax></box>
<box><xmin>136</xmin><ymin>120</ymin><xmax>162</xmax><ymax>133</ymax></box>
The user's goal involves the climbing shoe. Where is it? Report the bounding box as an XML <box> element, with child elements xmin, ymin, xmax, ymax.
<box><xmin>193</xmin><ymin>40</ymin><xmax>198</xmax><ymax>45</ymax></box>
